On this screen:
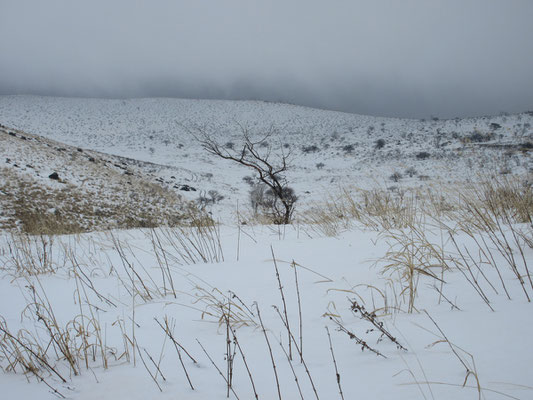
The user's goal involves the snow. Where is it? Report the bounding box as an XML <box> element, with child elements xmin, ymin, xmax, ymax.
<box><xmin>0</xmin><ymin>96</ymin><xmax>532</xmax><ymax>399</ymax></box>
<box><xmin>1</xmin><ymin>224</ymin><xmax>532</xmax><ymax>399</ymax></box>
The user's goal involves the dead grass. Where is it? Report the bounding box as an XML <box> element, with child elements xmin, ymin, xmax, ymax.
<box><xmin>0</xmin><ymin>167</ymin><xmax>201</xmax><ymax>235</ymax></box>
<box><xmin>300</xmin><ymin>187</ymin><xmax>424</xmax><ymax>236</ymax></box>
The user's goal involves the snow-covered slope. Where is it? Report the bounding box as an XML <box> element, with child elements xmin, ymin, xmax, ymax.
<box><xmin>0</xmin><ymin>124</ymin><xmax>194</xmax><ymax>232</ymax></box>
<box><xmin>1</xmin><ymin>95</ymin><xmax>532</xmax><ymax>221</ymax></box>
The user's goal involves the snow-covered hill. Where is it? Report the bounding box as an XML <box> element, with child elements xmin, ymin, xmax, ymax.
<box><xmin>1</xmin><ymin>95</ymin><xmax>532</xmax><ymax>223</ymax></box>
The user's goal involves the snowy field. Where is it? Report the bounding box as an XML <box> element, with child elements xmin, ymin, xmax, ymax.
<box><xmin>1</xmin><ymin>96</ymin><xmax>533</xmax><ymax>399</ymax></box>
<box><xmin>1</xmin><ymin>221</ymin><xmax>532</xmax><ymax>399</ymax></box>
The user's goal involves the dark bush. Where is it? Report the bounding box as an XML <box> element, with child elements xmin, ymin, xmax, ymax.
<box><xmin>467</xmin><ymin>132</ymin><xmax>494</xmax><ymax>143</ymax></box>
<box><xmin>250</xmin><ymin>184</ymin><xmax>297</xmax><ymax>223</ymax></box>
<box><xmin>416</xmin><ymin>152</ymin><xmax>431</xmax><ymax>160</ymax></box>
<box><xmin>389</xmin><ymin>172</ymin><xmax>403</xmax><ymax>182</ymax></box>
<box><xmin>302</xmin><ymin>145</ymin><xmax>320</xmax><ymax>153</ymax></box>
<box><xmin>375</xmin><ymin>139</ymin><xmax>385</xmax><ymax>149</ymax></box>
<box><xmin>342</xmin><ymin>144</ymin><xmax>355</xmax><ymax>154</ymax></box>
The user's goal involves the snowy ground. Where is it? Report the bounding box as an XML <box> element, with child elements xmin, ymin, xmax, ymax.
<box><xmin>1</xmin><ymin>223</ymin><xmax>532</xmax><ymax>400</ymax></box>
<box><xmin>1</xmin><ymin>96</ymin><xmax>532</xmax><ymax>399</ymax></box>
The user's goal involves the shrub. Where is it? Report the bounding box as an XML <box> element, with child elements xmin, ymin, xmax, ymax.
<box><xmin>416</xmin><ymin>152</ymin><xmax>430</xmax><ymax>160</ymax></box>
<box><xmin>405</xmin><ymin>167</ymin><xmax>417</xmax><ymax>177</ymax></box>
<box><xmin>302</xmin><ymin>145</ymin><xmax>320</xmax><ymax>153</ymax></box>
<box><xmin>375</xmin><ymin>139</ymin><xmax>385</xmax><ymax>149</ymax></box>
<box><xmin>342</xmin><ymin>144</ymin><xmax>355</xmax><ymax>154</ymax></box>
<box><xmin>467</xmin><ymin>132</ymin><xmax>494</xmax><ymax>143</ymax></box>
<box><xmin>197</xmin><ymin>126</ymin><xmax>297</xmax><ymax>224</ymax></box>
<box><xmin>197</xmin><ymin>190</ymin><xmax>224</xmax><ymax>207</ymax></box>
<box><xmin>389</xmin><ymin>172</ymin><xmax>403</xmax><ymax>182</ymax></box>
<box><xmin>250</xmin><ymin>184</ymin><xmax>297</xmax><ymax>224</ymax></box>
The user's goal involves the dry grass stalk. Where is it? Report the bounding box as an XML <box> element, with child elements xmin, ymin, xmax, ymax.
<box><xmin>134</xmin><ymin>338</ymin><xmax>163</xmax><ymax>392</ymax></box>
<box><xmin>149</xmin><ymin>229</ymin><xmax>177</xmax><ymax>298</ymax></box>
<box><xmin>223</xmin><ymin>300</ymin><xmax>237</xmax><ymax>398</ymax></box>
<box><xmin>155</xmin><ymin>316</ymin><xmax>195</xmax><ymax>390</ymax></box>
<box><xmin>424</xmin><ymin>311</ymin><xmax>483</xmax><ymax>400</ymax></box>
<box><xmin>300</xmin><ymin>187</ymin><xmax>423</xmax><ymax>235</ymax></box>
<box><xmin>325</xmin><ymin>326</ymin><xmax>345</xmax><ymax>400</ymax></box>
<box><xmin>275</xmin><ymin>335</ymin><xmax>305</xmax><ymax>400</ymax></box>
<box><xmin>292</xmin><ymin>260</ymin><xmax>303</xmax><ymax>364</ymax></box>
<box><xmin>329</xmin><ymin>316</ymin><xmax>386</xmax><ymax>358</ymax></box>
<box><xmin>191</xmin><ymin>286</ymin><xmax>256</xmax><ymax>328</ymax></box>
<box><xmin>256</xmin><ymin>304</ymin><xmax>282</xmax><ymax>400</ymax></box>
<box><xmin>0</xmin><ymin>317</ymin><xmax>68</xmax><ymax>384</ymax></box>
<box><xmin>110</xmin><ymin>233</ymin><xmax>155</xmax><ymax>302</ymax></box>
<box><xmin>231</xmin><ymin>327</ymin><xmax>259</xmax><ymax>400</ymax></box>
<box><xmin>450</xmin><ymin>177</ymin><xmax>533</xmax><ymax>300</ymax></box>
<box><xmin>1</xmin><ymin>233</ymin><xmax>59</xmax><ymax>276</ymax></box>
<box><xmin>273</xmin><ymin>306</ymin><xmax>320</xmax><ymax>400</ymax></box>
<box><xmin>349</xmin><ymin>298</ymin><xmax>407</xmax><ymax>351</ymax></box>
<box><xmin>196</xmin><ymin>339</ymin><xmax>241</xmax><ymax>400</ymax></box>
<box><xmin>378</xmin><ymin>225</ymin><xmax>446</xmax><ymax>313</ymax></box>
<box><xmin>156</xmin><ymin>222</ymin><xmax>224</xmax><ymax>266</ymax></box>
<box><xmin>271</xmin><ymin>246</ymin><xmax>293</xmax><ymax>360</ymax></box>
<box><xmin>448</xmin><ymin>234</ymin><xmax>495</xmax><ymax>311</ymax></box>
<box><xmin>0</xmin><ymin>273</ymin><xmax>126</xmax><ymax>394</ymax></box>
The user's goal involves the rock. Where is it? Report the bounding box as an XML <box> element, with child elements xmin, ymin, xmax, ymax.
<box><xmin>180</xmin><ymin>184</ymin><xmax>197</xmax><ymax>192</ymax></box>
<box><xmin>77</xmin><ymin>148</ymin><xmax>83</xmax><ymax>152</ymax></box>
<box><xmin>49</xmin><ymin>172</ymin><xmax>60</xmax><ymax>180</ymax></box>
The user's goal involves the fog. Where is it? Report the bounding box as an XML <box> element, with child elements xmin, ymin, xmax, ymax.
<box><xmin>1</xmin><ymin>0</ymin><xmax>532</xmax><ymax>118</ymax></box>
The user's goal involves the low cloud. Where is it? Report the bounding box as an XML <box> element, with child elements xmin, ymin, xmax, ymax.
<box><xmin>1</xmin><ymin>0</ymin><xmax>532</xmax><ymax>118</ymax></box>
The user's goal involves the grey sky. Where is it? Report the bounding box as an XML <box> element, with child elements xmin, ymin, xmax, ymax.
<box><xmin>1</xmin><ymin>0</ymin><xmax>532</xmax><ymax>118</ymax></box>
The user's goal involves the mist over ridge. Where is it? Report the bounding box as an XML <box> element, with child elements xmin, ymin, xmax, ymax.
<box><xmin>1</xmin><ymin>0</ymin><xmax>532</xmax><ymax>119</ymax></box>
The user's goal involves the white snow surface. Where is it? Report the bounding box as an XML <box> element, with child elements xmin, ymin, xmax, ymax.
<box><xmin>0</xmin><ymin>96</ymin><xmax>532</xmax><ymax>399</ymax></box>
<box><xmin>0</xmin><ymin>226</ymin><xmax>532</xmax><ymax>400</ymax></box>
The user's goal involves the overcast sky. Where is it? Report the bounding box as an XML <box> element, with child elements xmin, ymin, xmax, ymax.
<box><xmin>1</xmin><ymin>0</ymin><xmax>532</xmax><ymax>118</ymax></box>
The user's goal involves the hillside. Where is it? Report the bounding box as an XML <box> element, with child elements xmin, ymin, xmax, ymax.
<box><xmin>0</xmin><ymin>123</ymin><xmax>196</xmax><ymax>233</ymax></box>
<box><xmin>1</xmin><ymin>96</ymin><xmax>532</xmax><ymax>223</ymax></box>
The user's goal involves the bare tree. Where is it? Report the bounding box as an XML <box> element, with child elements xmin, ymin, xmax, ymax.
<box><xmin>195</xmin><ymin>125</ymin><xmax>297</xmax><ymax>224</ymax></box>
